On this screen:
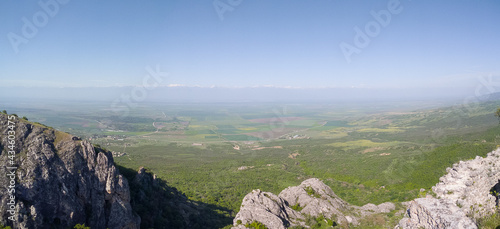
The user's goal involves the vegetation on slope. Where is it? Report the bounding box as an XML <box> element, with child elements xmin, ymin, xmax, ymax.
<box><xmin>4</xmin><ymin>100</ymin><xmax>500</xmax><ymax>228</ymax></box>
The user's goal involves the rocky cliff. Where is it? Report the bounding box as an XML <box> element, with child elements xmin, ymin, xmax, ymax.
<box><xmin>396</xmin><ymin>148</ymin><xmax>500</xmax><ymax>229</ymax></box>
<box><xmin>0</xmin><ymin>114</ymin><xmax>140</xmax><ymax>228</ymax></box>
<box><xmin>232</xmin><ymin>178</ymin><xmax>395</xmax><ymax>228</ymax></box>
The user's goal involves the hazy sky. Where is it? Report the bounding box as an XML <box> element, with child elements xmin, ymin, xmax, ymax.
<box><xmin>1</xmin><ymin>0</ymin><xmax>499</xmax><ymax>89</ymax></box>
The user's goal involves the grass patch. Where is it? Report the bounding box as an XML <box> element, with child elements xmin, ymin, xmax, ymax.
<box><xmin>476</xmin><ymin>213</ymin><xmax>500</xmax><ymax>229</ymax></box>
<box><xmin>54</xmin><ymin>130</ymin><xmax>71</xmax><ymax>146</ymax></box>
<box><xmin>245</xmin><ymin>221</ymin><xmax>268</xmax><ymax>229</ymax></box>
<box><xmin>327</xmin><ymin>140</ymin><xmax>400</xmax><ymax>150</ymax></box>
<box><xmin>305</xmin><ymin>186</ymin><xmax>321</xmax><ymax>198</ymax></box>
<box><xmin>324</xmin><ymin>120</ymin><xmax>351</xmax><ymax>127</ymax></box>
<box><xmin>357</xmin><ymin>127</ymin><xmax>404</xmax><ymax>133</ymax></box>
<box><xmin>290</xmin><ymin>203</ymin><xmax>304</xmax><ymax>211</ymax></box>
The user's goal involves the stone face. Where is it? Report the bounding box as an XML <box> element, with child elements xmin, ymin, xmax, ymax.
<box><xmin>232</xmin><ymin>178</ymin><xmax>396</xmax><ymax>228</ymax></box>
<box><xmin>377</xmin><ymin>202</ymin><xmax>396</xmax><ymax>213</ymax></box>
<box><xmin>232</xmin><ymin>189</ymin><xmax>303</xmax><ymax>229</ymax></box>
<box><xmin>397</xmin><ymin>148</ymin><xmax>500</xmax><ymax>229</ymax></box>
<box><xmin>0</xmin><ymin>114</ymin><xmax>140</xmax><ymax>229</ymax></box>
<box><xmin>432</xmin><ymin>150</ymin><xmax>500</xmax><ymax>219</ymax></box>
<box><xmin>397</xmin><ymin>198</ymin><xmax>477</xmax><ymax>229</ymax></box>
<box><xmin>357</xmin><ymin>202</ymin><xmax>396</xmax><ymax>217</ymax></box>
<box><xmin>279</xmin><ymin>178</ymin><xmax>353</xmax><ymax>225</ymax></box>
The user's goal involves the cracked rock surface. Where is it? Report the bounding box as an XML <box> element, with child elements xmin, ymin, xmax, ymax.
<box><xmin>396</xmin><ymin>148</ymin><xmax>500</xmax><ymax>229</ymax></box>
<box><xmin>233</xmin><ymin>178</ymin><xmax>394</xmax><ymax>228</ymax></box>
<box><xmin>0</xmin><ymin>114</ymin><xmax>140</xmax><ymax>229</ymax></box>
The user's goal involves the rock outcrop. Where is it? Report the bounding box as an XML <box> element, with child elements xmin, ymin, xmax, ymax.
<box><xmin>279</xmin><ymin>178</ymin><xmax>355</xmax><ymax>226</ymax></box>
<box><xmin>232</xmin><ymin>190</ymin><xmax>303</xmax><ymax>229</ymax></box>
<box><xmin>234</xmin><ymin>147</ymin><xmax>500</xmax><ymax>229</ymax></box>
<box><xmin>397</xmin><ymin>197</ymin><xmax>476</xmax><ymax>229</ymax></box>
<box><xmin>233</xmin><ymin>178</ymin><xmax>395</xmax><ymax>228</ymax></box>
<box><xmin>433</xmin><ymin>151</ymin><xmax>500</xmax><ymax>218</ymax></box>
<box><xmin>356</xmin><ymin>202</ymin><xmax>396</xmax><ymax>217</ymax></box>
<box><xmin>397</xmin><ymin>148</ymin><xmax>500</xmax><ymax>229</ymax></box>
<box><xmin>0</xmin><ymin>114</ymin><xmax>140</xmax><ymax>228</ymax></box>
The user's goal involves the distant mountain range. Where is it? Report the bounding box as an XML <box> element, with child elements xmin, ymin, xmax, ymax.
<box><xmin>0</xmin><ymin>86</ymin><xmax>477</xmax><ymax>103</ymax></box>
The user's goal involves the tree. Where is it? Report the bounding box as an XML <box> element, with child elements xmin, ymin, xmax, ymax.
<box><xmin>495</xmin><ymin>108</ymin><xmax>500</xmax><ymax>124</ymax></box>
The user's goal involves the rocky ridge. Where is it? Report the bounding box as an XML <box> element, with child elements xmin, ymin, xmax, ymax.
<box><xmin>232</xmin><ymin>178</ymin><xmax>395</xmax><ymax>228</ymax></box>
<box><xmin>0</xmin><ymin>114</ymin><xmax>140</xmax><ymax>228</ymax></box>
<box><xmin>233</xmin><ymin>148</ymin><xmax>500</xmax><ymax>229</ymax></box>
<box><xmin>397</xmin><ymin>148</ymin><xmax>500</xmax><ymax>228</ymax></box>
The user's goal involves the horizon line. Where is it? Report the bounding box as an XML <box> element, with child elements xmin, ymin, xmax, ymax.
<box><xmin>0</xmin><ymin>85</ymin><xmax>476</xmax><ymax>90</ymax></box>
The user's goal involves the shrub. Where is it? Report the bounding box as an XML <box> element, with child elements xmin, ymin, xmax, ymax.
<box><xmin>305</xmin><ymin>186</ymin><xmax>321</xmax><ymax>198</ymax></box>
<box><xmin>291</xmin><ymin>203</ymin><xmax>304</xmax><ymax>211</ymax></box>
<box><xmin>73</xmin><ymin>224</ymin><xmax>90</xmax><ymax>229</ymax></box>
<box><xmin>245</xmin><ymin>220</ymin><xmax>268</xmax><ymax>229</ymax></box>
<box><xmin>476</xmin><ymin>213</ymin><xmax>500</xmax><ymax>229</ymax></box>
<box><xmin>303</xmin><ymin>214</ymin><xmax>337</xmax><ymax>228</ymax></box>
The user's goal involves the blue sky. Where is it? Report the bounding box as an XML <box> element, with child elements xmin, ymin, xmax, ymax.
<box><xmin>1</xmin><ymin>0</ymin><xmax>499</xmax><ymax>89</ymax></box>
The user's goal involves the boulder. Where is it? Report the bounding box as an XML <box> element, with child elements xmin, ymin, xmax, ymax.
<box><xmin>232</xmin><ymin>189</ymin><xmax>303</xmax><ymax>229</ymax></box>
<box><xmin>396</xmin><ymin>197</ymin><xmax>476</xmax><ymax>229</ymax></box>
<box><xmin>232</xmin><ymin>178</ymin><xmax>396</xmax><ymax>228</ymax></box>
<box><xmin>279</xmin><ymin>178</ymin><xmax>354</xmax><ymax>225</ymax></box>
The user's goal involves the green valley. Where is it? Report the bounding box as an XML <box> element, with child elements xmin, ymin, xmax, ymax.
<box><xmin>4</xmin><ymin>98</ymin><xmax>500</xmax><ymax>228</ymax></box>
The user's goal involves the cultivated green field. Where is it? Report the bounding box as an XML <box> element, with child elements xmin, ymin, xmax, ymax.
<box><xmin>5</xmin><ymin>99</ymin><xmax>500</xmax><ymax>228</ymax></box>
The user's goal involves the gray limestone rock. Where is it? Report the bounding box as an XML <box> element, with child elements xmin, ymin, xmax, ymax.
<box><xmin>396</xmin><ymin>198</ymin><xmax>477</xmax><ymax>229</ymax></box>
<box><xmin>397</xmin><ymin>148</ymin><xmax>500</xmax><ymax>228</ymax></box>
<box><xmin>0</xmin><ymin>114</ymin><xmax>140</xmax><ymax>228</ymax></box>
<box><xmin>357</xmin><ymin>202</ymin><xmax>396</xmax><ymax>217</ymax></box>
<box><xmin>432</xmin><ymin>150</ymin><xmax>500</xmax><ymax>219</ymax></box>
<box><xmin>279</xmin><ymin>178</ymin><xmax>353</xmax><ymax>225</ymax></box>
<box><xmin>232</xmin><ymin>189</ymin><xmax>303</xmax><ymax>229</ymax></box>
<box><xmin>232</xmin><ymin>178</ymin><xmax>395</xmax><ymax>228</ymax></box>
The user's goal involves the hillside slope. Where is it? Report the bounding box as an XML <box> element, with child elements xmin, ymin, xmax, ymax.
<box><xmin>0</xmin><ymin>113</ymin><xmax>140</xmax><ymax>228</ymax></box>
<box><xmin>232</xmin><ymin>148</ymin><xmax>500</xmax><ymax>228</ymax></box>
